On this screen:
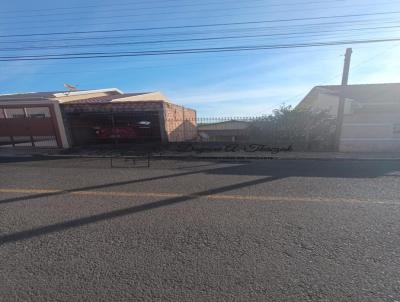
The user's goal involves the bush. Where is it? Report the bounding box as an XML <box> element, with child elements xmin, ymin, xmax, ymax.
<box><xmin>246</xmin><ymin>105</ymin><xmax>336</xmax><ymax>151</ymax></box>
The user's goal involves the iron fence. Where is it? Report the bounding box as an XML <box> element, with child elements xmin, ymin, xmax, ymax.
<box><xmin>193</xmin><ymin>116</ymin><xmax>336</xmax><ymax>151</ymax></box>
<box><xmin>62</xmin><ymin>114</ymin><xmax>335</xmax><ymax>152</ymax></box>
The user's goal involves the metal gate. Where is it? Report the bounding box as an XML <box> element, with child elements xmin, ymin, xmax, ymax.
<box><xmin>0</xmin><ymin>105</ymin><xmax>62</xmax><ymax>148</ymax></box>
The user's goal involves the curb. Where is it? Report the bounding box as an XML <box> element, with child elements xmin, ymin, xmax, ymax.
<box><xmin>149</xmin><ymin>154</ymin><xmax>400</xmax><ymax>161</ymax></box>
<box><xmin>2</xmin><ymin>153</ymin><xmax>400</xmax><ymax>162</ymax></box>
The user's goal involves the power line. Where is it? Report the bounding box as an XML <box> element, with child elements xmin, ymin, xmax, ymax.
<box><xmin>1</xmin><ymin>1</ymin><xmax>394</xmax><ymax>27</ymax></box>
<box><xmin>0</xmin><ymin>0</ymin><xmax>346</xmax><ymax>16</ymax></box>
<box><xmin>2</xmin><ymin>48</ymin><xmax>348</xmax><ymax>74</ymax></box>
<box><xmin>3</xmin><ymin>18</ymin><xmax>399</xmax><ymax>45</ymax></box>
<box><xmin>0</xmin><ymin>19</ymin><xmax>399</xmax><ymax>47</ymax></box>
<box><xmin>2</xmin><ymin>45</ymin><xmax>363</xmax><ymax>67</ymax></box>
<box><xmin>10</xmin><ymin>5</ymin><xmax>397</xmax><ymax>33</ymax></box>
<box><xmin>351</xmin><ymin>42</ymin><xmax>400</xmax><ymax>72</ymax></box>
<box><xmin>0</xmin><ymin>50</ymin><xmax>305</xmax><ymax>75</ymax></box>
<box><xmin>1</xmin><ymin>37</ymin><xmax>400</xmax><ymax>62</ymax></box>
<box><xmin>22</xmin><ymin>44</ymin><xmax>393</xmax><ymax>100</ymax></box>
<box><xmin>1</xmin><ymin>24</ymin><xmax>399</xmax><ymax>53</ymax></box>
<box><xmin>1</xmin><ymin>0</ymin><xmax>354</xmax><ymax>20</ymax></box>
<box><xmin>282</xmin><ymin>42</ymin><xmax>400</xmax><ymax>103</ymax></box>
<box><xmin>3</xmin><ymin>3</ymin><xmax>280</xmax><ymax>26</ymax></box>
<box><xmin>2</xmin><ymin>10</ymin><xmax>400</xmax><ymax>38</ymax></box>
<box><xmin>0</xmin><ymin>40</ymin><xmax>388</xmax><ymax>79</ymax></box>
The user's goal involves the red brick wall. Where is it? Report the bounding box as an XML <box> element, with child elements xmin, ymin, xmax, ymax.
<box><xmin>163</xmin><ymin>103</ymin><xmax>197</xmax><ymax>142</ymax></box>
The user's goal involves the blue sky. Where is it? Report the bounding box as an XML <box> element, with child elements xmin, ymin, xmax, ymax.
<box><xmin>1</xmin><ymin>0</ymin><xmax>400</xmax><ymax>116</ymax></box>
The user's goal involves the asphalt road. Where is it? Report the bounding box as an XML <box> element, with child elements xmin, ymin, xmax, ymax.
<box><xmin>0</xmin><ymin>157</ymin><xmax>400</xmax><ymax>302</ymax></box>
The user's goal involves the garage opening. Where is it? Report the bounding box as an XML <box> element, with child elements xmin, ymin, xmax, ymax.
<box><xmin>66</xmin><ymin>111</ymin><xmax>162</xmax><ymax>146</ymax></box>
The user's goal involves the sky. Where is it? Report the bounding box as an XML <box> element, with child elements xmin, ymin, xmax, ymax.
<box><xmin>0</xmin><ymin>0</ymin><xmax>400</xmax><ymax>116</ymax></box>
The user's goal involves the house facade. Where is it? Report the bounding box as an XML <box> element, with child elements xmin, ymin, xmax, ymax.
<box><xmin>0</xmin><ymin>95</ymin><xmax>69</xmax><ymax>149</ymax></box>
<box><xmin>297</xmin><ymin>83</ymin><xmax>400</xmax><ymax>152</ymax></box>
<box><xmin>0</xmin><ymin>88</ymin><xmax>196</xmax><ymax>149</ymax></box>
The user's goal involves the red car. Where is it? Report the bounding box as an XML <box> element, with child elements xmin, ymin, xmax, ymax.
<box><xmin>94</xmin><ymin>126</ymin><xmax>138</xmax><ymax>139</ymax></box>
<box><xmin>94</xmin><ymin>121</ymin><xmax>152</xmax><ymax>140</ymax></box>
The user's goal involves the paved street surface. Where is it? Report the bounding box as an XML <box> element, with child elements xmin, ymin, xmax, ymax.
<box><xmin>1</xmin><ymin>157</ymin><xmax>400</xmax><ymax>301</ymax></box>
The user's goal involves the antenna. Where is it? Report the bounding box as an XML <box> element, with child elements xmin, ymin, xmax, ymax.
<box><xmin>64</xmin><ymin>83</ymin><xmax>78</xmax><ymax>92</ymax></box>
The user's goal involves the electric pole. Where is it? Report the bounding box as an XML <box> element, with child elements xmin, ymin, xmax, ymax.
<box><xmin>334</xmin><ymin>48</ymin><xmax>352</xmax><ymax>151</ymax></box>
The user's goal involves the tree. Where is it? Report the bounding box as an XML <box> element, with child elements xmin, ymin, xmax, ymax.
<box><xmin>246</xmin><ymin>105</ymin><xmax>336</xmax><ymax>151</ymax></box>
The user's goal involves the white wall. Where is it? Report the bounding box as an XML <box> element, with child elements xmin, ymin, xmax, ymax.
<box><xmin>340</xmin><ymin>113</ymin><xmax>400</xmax><ymax>152</ymax></box>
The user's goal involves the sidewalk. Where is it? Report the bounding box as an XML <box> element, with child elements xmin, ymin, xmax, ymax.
<box><xmin>151</xmin><ymin>150</ymin><xmax>400</xmax><ymax>161</ymax></box>
<box><xmin>0</xmin><ymin>148</ymin><xmax>61</xmax><ymax>158</ymax></box>
<box><xmin>2</xmin><ymin>147</ymin><xmax>400</xmax><ymax>161</ymax></box>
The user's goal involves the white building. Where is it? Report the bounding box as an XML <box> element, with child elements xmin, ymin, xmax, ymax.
<box><xmin>297</xmin><ymin>83</ymin><xmax>400</xmax><ymax>152</ymax></box>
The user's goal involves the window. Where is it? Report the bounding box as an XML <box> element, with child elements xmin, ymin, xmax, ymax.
<box><xmin>30</xmin><ymin>114</ymin><xmax>46</xmax><ymax>119</ymax></box>
<box><xmin>4</xmin><ymin>108</ymin><xmax>25</xmax><ymax>118</ymax></box>
<box><xmin>0</xmin><ymin>109</ymin><xmax>5</xmax><ymax>119</ymax></box>
<box><xmin>26</xmin><ymin>107</ymin><xmax>51</xmax><ymax>118</ymax></box>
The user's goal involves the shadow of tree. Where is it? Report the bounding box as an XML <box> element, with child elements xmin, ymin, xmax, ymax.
<box><xmin>0</xmin><ymin>176</ymin><xmax>278</xmax><ymax>245</ymax></box>
<box><xmin>0</xmin><ymin>168</ymin><xmax>214</xmax><ymax>205</ymax></box>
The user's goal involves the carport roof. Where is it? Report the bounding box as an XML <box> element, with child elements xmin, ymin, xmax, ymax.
<box><xmin>60</xmin><ymin>92</ymin><xmax>168</xmax><ymax>105</ymax></box>
<box><xmin>0</xmin><ymin>88</ymin><xmax>124</xmax><ymax>102</ymax></box>
<box><xmin>0</xmin><ymin>91</ymin><xmax>63</xmax><ymax>101</ymax></box>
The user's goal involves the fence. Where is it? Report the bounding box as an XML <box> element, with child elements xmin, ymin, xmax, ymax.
<box><xmin>193</xmin><ymin>116</ymin><xmax>336</xmax><ymax>151</ymax></box>
<box><xmin>62</xmin><ymin>113</ymin><xmax>335</xmax><ymax>152</ymax></box>
<box><xmin>60</xmin><ymin>116</ymin><xmax>335</xmax><ymax>151</ymax></box>
<box><xmin>40</xmin><ymin>113</ymin><xmax>336</xmax><ymax>168</ymax></box>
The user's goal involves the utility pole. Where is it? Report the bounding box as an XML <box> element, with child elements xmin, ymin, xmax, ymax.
<box><xmin>334</xmin><ymin>48</ymin><xmax>352</xmax><ymax>151</ymax></box>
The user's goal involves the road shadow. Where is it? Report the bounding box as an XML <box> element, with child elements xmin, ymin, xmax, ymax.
<box><xmin>205</xmin><ymin>159</ymin><xmax>400</xmax><ymax>179</ymax></box>
<box><xmin>0</xmin><ymin>167</ymin><xmax>221</xmax><ymax>205</ymax></box>
<box><xmin>1</xmin><ymin>159</ymin><xmax>399</xmax><ymax>207</ymax></box>
<box><xmin>0</xmin><ymin>156</ymin><xmax>63</xmax><ymax>164</ymax></box>
<box><xmin>0</xmin><ymin>176</ymin><xmax>278</xmax><ymax>245</ymax></box>
<box><xmin>1</xmin><ymin>158</ymin><xmax>399</xmax><ymax>244</ymax></box>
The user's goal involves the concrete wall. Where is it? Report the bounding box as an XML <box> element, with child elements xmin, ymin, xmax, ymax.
<box><xmin>312</xmin><ymin>92</ymin><xmax>339</xmax><ymax>116</ymax></box>
<box><xmin>163</xmin><ymin>103</ymin><xmax>197</xmax><ymax>142</ymax></box>
<box><xmin>300</xmin><ymin>87</ymin><xmax>400</xmax><ymax>152</ymax></box>
<box><xmin>340</xmin><ymin>113</ymin><xmax>400</xmax><ymax>152</ymax></box>
<box><xmin>302</xmin><ymin>91</ymin><xmax>354</xmax><ymax>117</ymax></box>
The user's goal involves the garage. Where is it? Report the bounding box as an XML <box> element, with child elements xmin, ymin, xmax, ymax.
<box><xmin>65</xmin><ymin>111</ymin><xmax>163</xmax><ymax>146</ymax></box>
<box><xmin>60</xmin><ymin>91</ymin><xmax>197</xmax><ymax>146</ymax></box>
<box><xmin>0</xmin><ymin>89</ymin><xmax>196</xmax><ymax>149</ymax></box>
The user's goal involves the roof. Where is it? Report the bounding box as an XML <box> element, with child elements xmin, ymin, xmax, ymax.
<box><xmin>198</xmin><ymin>120</ymin><xmax>250</xmax><ymax>131</ymax></box>
<box><xmin>0</xmin><ymin>91</ymin><xmax>63</xmax><ymax>101</ymax></box>
<box><xmin>0</xmin><ymin>88</ymin><xmax>194</xmax><ymax>112</ymax></box>
<box><xmin>0</xmin><ymin>89</ymin><xmax>167</xmax><ymax>104</ymax></box>
<box><xmin>298</xmin><ymin>83</ymin><xmax>400</xmax><ymax>108</ymax></box>
<box><xmin>0</xmin><ymin>88</ymin><xmax>121</xmax><ymax>101</ymax></box>
<box><xmin>60</xmin><ymin>92</ymin><xmax>167</xmax><ymax>105</ymax></box>
<box><xmin>53</xmin><ymin>88</ymin><xmax>123</xmax><ymax>97</ymax></box>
